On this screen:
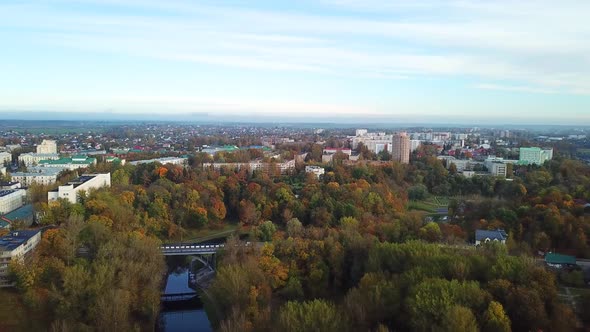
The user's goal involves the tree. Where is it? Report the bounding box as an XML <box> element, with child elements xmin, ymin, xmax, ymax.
<box><xmin>112</xmin><ymin>169</ymin><xmax>130</xmax><ymax>186</ymax></box>
<box><xmin>419</xmin><ymin>222</ymin><xmax>442</xmax><ymax>242</ymax></box>
<box><xmin>239</xmin><ymin>200</ymin><xmax>260</xmax><ymax>226</ymax></box>
<box><xmin>278</xmin><ymin>300</ymin><xmax>344</xmax><ymax>332</ymax></box>
<box><xmin>257</xmin><ymin>221</ymin><xmax>277</xmax><ymax>242</ymax></box>
<box><xmin>286</xmin><ymin>218</ymin><xmax>303</xmax><ymax>238</ymax></box>
<box><xmin>449</xmin><ymin>163</ymin><xmax>458</xmax><ymax>175</ymax></box>
<box><xmin>482</xmin><ymin>301</ymin><xmax>511</xmax><ymax>332</ymax></box>
<box><xmin>440</xmin><ymin>305</ymin><xmax>479</xmax><ymax>332</ymax></box>
<box><xmin>408</xmin><ymin>185</ymin><xmax>428</xmax><ymax>200</ymax></box>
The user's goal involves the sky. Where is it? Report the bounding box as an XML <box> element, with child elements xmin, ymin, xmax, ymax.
<box><xmin>1</xmin><ymin>0</ymin><xmax>590</xmax><ymax>125</ymax></box>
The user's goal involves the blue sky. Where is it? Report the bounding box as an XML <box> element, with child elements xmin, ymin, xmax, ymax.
<box><xmin>1</xmin><ymin>0</ymin><xmax>589</xmax><ymax>124</ymax></box>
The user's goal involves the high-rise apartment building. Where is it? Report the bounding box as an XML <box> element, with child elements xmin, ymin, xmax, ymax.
<box><xmin>392</xmin><ymin>132</ymin><xmax>410</xmax><ymax>164</ymax></box>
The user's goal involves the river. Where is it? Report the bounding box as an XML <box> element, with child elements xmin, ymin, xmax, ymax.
<box><xmin>157</xmin><ymin>260</ymin><xmax>213</xmax><ymax>332</ymax></box>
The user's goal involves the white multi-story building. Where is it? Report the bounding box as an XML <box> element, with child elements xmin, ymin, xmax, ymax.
<box><xmin>410</xmin><ymin>140</ymin><xmax>421</xmax><ymax>152</ymax></box>
<box><xmin>3</xmin><ymin>144</ymin><xmax>21</xmax><ymax>153</ymax></box>
<box><xmin>519</xmin><ymin>147</ymin><xmax>553</xmax><ymax>165</ymax></box>
<box><xmin>0</xmin><ymin>230</ymin><xmax>42</xmax><ymax>287</ymax></box>
<box><xmin>205</xmin><ymin>159</ymin><xmax>296</xmax><ymax>175</ymax></box>
<box><xmin>129</xmin><ymin>157</ymin><xmax>188</xmax><ymax>166</ymax></box>
<box><xmin>305</xmin><ymin>165</ymin><xmax>325</xmax><ymax>178</ymax></box>
<box><xmin>322</xmin><ymin>148</ymin><xmax>352</xmax><ymax>163</ymax></box>
<box><xmin>0</xmin><ymin>182</ymin><xmax>21</xmax><ymax>190</ymax></box>
<box><xmin>0</xmin><ymin>152</ymin><xmax>11</xmax><ymax>166</ymax></box>
<box><xmin>0</xmin><ymin>189</ymin><xmax>26</xmax><ymax>214</ymax></box>
<box><xmin>484</xmin><ymin>156</ymin><xmax>517</xmax><ymax>177</ymax></box>
<box><xmin>352</xmin><ymin>131</ymin><xmax>393</xmax><ymax>154</ymax></box>
<box><xmin>18</xmin><ymin>153</ymin><xmax>59</xmax><ymax>166</ymax></box>
<box><xmin>440</xmin><ymin>157</ymin><xmax>482</xmax><ymax>173</ymax></box>
<box><xmin>355</xmin><ymin>129</ymin><xmax>368</xmax><ymax>137</ymax></box>
<box><xmin>36</xmin><ymin>140</ymin><xmax>57</xmax><ymax>154</ymax></box>
<box><xmin>11</xmin><ymin>168</ymin><xmax>61</xmax><ymax>186</ymax></box>
<box><xmin>48</xmin><ymin>173</ymin><xmax>111</xmax><ymax>204</ymax></box>
<box><xmin>323</xmin><ymin>148</ymin><xmax>352</xmax><ymax>156</ymax></box>
<box><xmin>392</xmin><ymin>132</ymin><xmax>410</xmax><ymax>164</ymax></box>
<box><xmin>487</xmin><ymin>162</ymin><xmax>507</xmax><ymax>177</ymax></box>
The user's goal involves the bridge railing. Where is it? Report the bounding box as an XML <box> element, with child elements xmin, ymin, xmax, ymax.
<box><xmin>160</xmin><ymin>244</ymin><xmax>225</xmax><ymax>251</ymax></box>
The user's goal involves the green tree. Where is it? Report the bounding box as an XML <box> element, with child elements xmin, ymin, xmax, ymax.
<box><xmin>419</xmin><ymin>222</ymin><xmax>442</xmax><ymax>242</ymax></box>
<box><xmin>286</xmin><ymin>218</ymin><xmax>303</xmax><ymax>237</ymax></box>
<box><xmin>440</xmin><ymin>305</ymin><xmax>478</xmax><ymax>332</ymax></box>
<box><xmin>408</xmin><ymin>184</ymin><xmax>428</xmax><ymax>200</ymax></box>
<box><xmin>257</xmin><ymin>221</ymin><xmax>277</xmax><ymax>241</ymax></box>
<box><xmin>278</xmin><ymin>299</ymin><xmax>344</xmax><ymax>332</ymax></box>
<box><xmin>482</xmin><ymin>301</ymin><xmax>511</xmax><ymax>332</ymax></box>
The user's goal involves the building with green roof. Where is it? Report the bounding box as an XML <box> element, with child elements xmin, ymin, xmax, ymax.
<box><xmin>545</xmin><ymin>252</ymin><xmax>577</xmax><ymax>268</ymax></box>
<box><xmin>38</xmin><ymin>156</ymin><xmax>96</xmax><ymax>170</ymax></box>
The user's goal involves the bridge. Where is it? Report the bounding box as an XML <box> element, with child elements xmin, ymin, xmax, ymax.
<box><xmin>161</xmin><ymin>292</ymin><xmax>198</xmax><ymax>302</ymax></box>
<box><xmin>160</xmin><ymin>243</ymin><xmax>225</xmax><ymax>256</ymax></box>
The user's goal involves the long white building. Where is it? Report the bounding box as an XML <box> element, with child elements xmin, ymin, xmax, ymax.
<box><xmin>0</xmin><ymin>189</ymin><xmax>26</xmax><ymax>214</ymax></box>
<box><xmin>205</xmin><ymin>159</ymin><xmax>296</xmax><ymax>175</ymax></box>
<box><xmin>351</xmin><ymin>130</ymin><xmax>393</xmax><ymax>154</ymax></box>
<box><xmin>0</xmin><ymin>230</ymin><xmax>42</xmax><ymax>287</ymax></box>
<box><xmin>18</xmin><ymin>153</ymin><xmax>59</xmax><ymax>167</ymax></box>
<box><xmin>11</xmin><ymin>168</ymin><xmax>61</xmax><ymax>186</ymax></box>
<box><xmin>48</xmin><ymin>173</ymin><xmax>111</xmax><ymax>204</ymax></box>
<box><xmin>129</xmin><ymin>157</ymin><xmax>188</xmax><ymax>166</ymax></box>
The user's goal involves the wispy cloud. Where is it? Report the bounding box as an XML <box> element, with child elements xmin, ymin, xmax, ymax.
<box><xmin>475</xmin><ymin>84</ymin><xmax>557</xmax><ymax>95</ymax></box>
<box><xmin>2</xmin><ymin>0</ymin><xmax>590</xmax><ymax>104</ymax></box>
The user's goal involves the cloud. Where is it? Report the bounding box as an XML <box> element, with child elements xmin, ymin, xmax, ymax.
<box><xmin>1</xmin><ymin>0</ymin><xmax>590</xmax><ymax>95</ymax></box>
<box><xmin>475</xmin><ymin>84</ymin><xmax>557</xmax><ymax>95</ymax></box>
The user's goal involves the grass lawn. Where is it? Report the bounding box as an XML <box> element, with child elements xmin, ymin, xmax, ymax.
<box><xmin>408</xmin><ymin>196</ymin><xmax>452</xmax><ymax>213</ymax></box>
<box><xmin>407</xmin><ymin>201</ymin><xmax>437</xmax><ymax>213</ymax></box>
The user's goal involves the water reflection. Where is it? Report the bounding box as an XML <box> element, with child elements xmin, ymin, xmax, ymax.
<box><xmin>158</xmin><ymin>266</ymin><xmax>212</xmax><ymax>332</ymax></box>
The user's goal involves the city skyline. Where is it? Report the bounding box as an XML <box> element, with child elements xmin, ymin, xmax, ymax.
<box><xmin>1</xmin><ymin>0</ymin><xmax>590</xmax><ymax>124</ymax></box>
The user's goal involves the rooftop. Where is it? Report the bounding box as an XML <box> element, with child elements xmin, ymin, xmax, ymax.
<box><xmin>3</xmin><ymin>204</ymin><xmax>34</xmax><ymax>222</ymax></box>
<box><xmin>49</xmin><ymin>174</ymin><xmax>100</xmax><ymax>192</ymax></box>
<box><xmin>0</xmin><ymin>189</ymin><xmax>22</xmax><ymax>198</ymax></box>
<box><xmin>0</xmin><ymin>230</ymin><xmax>41</xmax><ymax>252</ymax></box>
<box><xmin>20</xmin><ymin>153</ymin><xmax>59</xmax><ymax>157</ymax></box>
<box><xmin>545</xmin><ymin>252</ymin><xmax>577</xmax><ymax>265</ymax></box>
<box><xmin>11</xmin><ymin>168</ymin><xmax>62</xmax><ymax>176</ymax></box>
<box><xmin>38</xmin><ymin>157</ymin><xmax>96</xmax><ymax>165</ymax></box>
<box><xmin>475</xmin><ymin>229</ymin><xmax>507</xmax><ymax>241</ymax></box>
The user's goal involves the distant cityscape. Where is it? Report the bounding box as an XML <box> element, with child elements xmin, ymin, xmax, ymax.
<box><xmin>0</xmin><ymin>120</ymin><xmax>589</xmax><ymax>330</ymax></box>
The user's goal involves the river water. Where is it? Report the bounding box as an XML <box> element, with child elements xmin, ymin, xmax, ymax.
<box><xmin>157</xmin><ymin>265</ymin><xmax>213</xmax><ymax>332</ymax></box>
